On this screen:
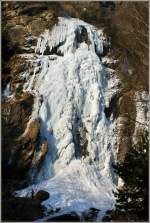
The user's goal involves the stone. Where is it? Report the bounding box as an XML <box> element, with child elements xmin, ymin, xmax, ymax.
<box><xmin>31</xmin><ymin>139</ymin><xmax>48</xmax><ymax>167</ymax></box>
<box><xmin>2</xmin><ymin>196</ymin><xmax>44</xmax><ymax>221</ymax></box>
<box><xmin>34</xmin><ymin>190</ymin><xmax>50</xmax><ymax>202</ymax></box>
<box><xmin>47</xmin><ymin>212</ymin><xmax>80</xmax><ymax>222</ymax></box>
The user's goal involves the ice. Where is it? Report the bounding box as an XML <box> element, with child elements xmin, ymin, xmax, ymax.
<box><xmin>16</xmin><ymin>17</ymin><xmax>121</xmax><ymax>217</ymax></box>
<box><xmin>3</xmin><ymin>83</ymin><xmax>12</xmax><ymax>97</ymax></box>
<box><xmin>35</xmin><ymin>17</ymin><xmax>104</xmax><ymax>56</ymax></box>
<box><xmin>16</xmin><ymin>160</ymin><xmax>116</xmax><ymax>216</ymax></box>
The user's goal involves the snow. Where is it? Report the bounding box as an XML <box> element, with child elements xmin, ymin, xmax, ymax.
<box><xmin>118</xmin><ymin>177</ymin><xmax>124</xmax><ymax>188</ymax></box>
<box><xmin>17</xmin><ymin>160</ymin><xmax>116</xmax><ymax>217</ymax></box>
<box><xmin>102</xmin><ymin>56</ymin><xmax>119</xmax><ymax>67</ymax></box>
<box><xmin>16</xmin><ymin>17</ymin><xmax>120</xmax><ymax>217</ymax></box>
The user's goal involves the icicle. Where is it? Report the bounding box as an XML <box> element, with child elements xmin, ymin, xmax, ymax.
<box><xmin>35</xmin><ymin>17</ymin><xmax>105</xmax><ymax>56</ymax></box>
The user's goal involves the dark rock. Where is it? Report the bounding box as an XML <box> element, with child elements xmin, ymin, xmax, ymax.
<box><xmin>2</xmin><ymin>196</ymin><xmax>45</xmax><ymax>221</ymax></box>
<box><xmin>104</xmin><ymin>93</ymin><xmax>119</xmax><ymax>120</ymax></box>
<box><xmin>16</xmin><ymin>46</ymin><xmax>35</xmax><ymax>54</ymax></box>
<box><xmin>2</xmin><ymin>92</ymin><xmax>34</xmax><ymax>178</ymax></box>
<box><xmin>55</xmin><ymin>207</ymin><xmax>61</xmax><ymax>213</ymax></box>
<box><xmin>47</xmin><ymin>212</ymin><xmax>80</xmax><ymax>222</ymax></box>
<box><xmin>100</xmin><ymin>2</ymin><xmax>115</xmax><ymax>10</ymax></box>
<box><xmin>18</xmin><ymin>5</ymin><xmax>48</xmax><ymax>16</ymax></box>
<box><xmin>41</xmin><ymin>40</ymin><xmax>65</xmax><ymax>56</ymax></box>
<box><xmin>76</xmin><ymin>25</ymin><xmax>91</xmax><ymax>47</ymax></box>
<box><xmin>34</xmin><ymin>190</ymin><xmax>50</xmax><ymax>202</ymax></box>
<box><xmin>102</xmin><ymin>209</ymin><xmax>140</xmax><ymax>222</ymax></box>
<box><xmin>83</xmin><ymin>208</ymin><xmax>100</xmax><ymax>221</ymax></box>
<box><xmin>73</xmin><ymin>121</ymin><xmax>89</xmax><ymax>159</ymax></box>
<box><xmin>100</xmin><ymin>42</ymin><xmax>110</xmax><ymax>57</ymax></box>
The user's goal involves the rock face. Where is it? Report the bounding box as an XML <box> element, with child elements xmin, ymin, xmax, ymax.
<box><xmin>2</xmin><ymin>196</ymin><xmax>45</xmax><ymax>221</ymax></box>
<box><xmin>2</xmin><ymin>2</ymin><xmax>58</xmax><ymax>92</ymax></box>
<box><xmin>2</xmin><ymin>92</ymin><xmax>48</xmax><ymax>181</ymax></box>
<box><xmin>2</xmin><ymin>92</ymin><xmax>33</xmax><ymax>178</ymax></box>
<box><xmin>2</xmin><ymin>3</ymin><xmax>54</xmax><ymax>183</ymax></box>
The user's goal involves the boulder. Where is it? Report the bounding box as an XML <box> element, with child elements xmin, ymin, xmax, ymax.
<box><xmin>19</xmin><ymin>118</ymin><xmax>40</xmax><ymax>142</ymax></box>
<box><xmin>34</xmin><ymin>190</ymin><xmax>50</xmax><ymax>202</ymax></box>
<box><xmin>2</xmin><ymin>196</ymin><xmax>44</xmax><ymax>221</ymax></box>
<box><xmin>47</xmin><ymin>212</ymin><xmax>80</xmax><ymax>222</ymax></box>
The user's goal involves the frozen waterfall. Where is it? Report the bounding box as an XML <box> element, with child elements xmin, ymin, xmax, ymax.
<box><xmin>16</xmin><ymin>17</ymin><xmax>120</xmax><ymax>218</ymax></box>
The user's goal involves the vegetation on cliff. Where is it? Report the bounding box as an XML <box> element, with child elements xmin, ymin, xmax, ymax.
<box><xmin>104</xmin><ymin>131</ymin><xmax>148</xmax><ymax>221</ymax></box>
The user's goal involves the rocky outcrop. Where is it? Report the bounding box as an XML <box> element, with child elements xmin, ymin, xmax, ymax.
<box><xmin>83</xmin><ymin>208</ymin><xmax>100</xmax><ymax>221</ymax></box>
<box><xmin>2</xmin><ymin>2</ymin><xmax>58</xmax><ymax>92</ymax></box>
<box><xmin>2</xmin><ymin>92</ymin><xmax>48</xmax><ymax>181</ymax></box>
<box><xmin>2</xmin><ymin>92</ymin><xmax>34</xmax><ymax>178</ymax></box>
<box><xmin>46</xmin><ymin>208</ymin><xmax>100</xmax><ymax>222</ymax></box>
<box><xmin>115</xmin><ymin>91</ymin><xmax>136</xmax><ymax>161</ymax></box>
<box><xmin>2</xmin><ymin>196</ymin><xmax>45</xmax><ymax>221</ymax></box>
<box><xmin>34</xmin><ymin>190</ymin><xmax>50</xmax><ymax>202</ymax></box>
<box><xmin>73</xmin><ymin>121</ymin><xmax>89</xmax><ymax>159</ymax></box>
<box><xmin>31</xmin><ymin>138</ymin><xmax>48</xmax><ymax>167</ymax></box>
<box><xmin>102</xmin><ymin>209</ymin><xmax>140</xmax><ymax>222</ymax></box>
<box><xmin>2</xmin><ymin>2</ymin><xmax>55</xmax><ymax>183</ymax></box>
<box><xmin>2</xmin><ymin>93</ymin><xmax>48</xmax><ymax>220</ymax></box>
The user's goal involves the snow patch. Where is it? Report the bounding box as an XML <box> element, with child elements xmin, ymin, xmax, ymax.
<box><xmin>132</xmin><ymin>90</ymin><xmax>148</xmax><ymax>144</ymax></box>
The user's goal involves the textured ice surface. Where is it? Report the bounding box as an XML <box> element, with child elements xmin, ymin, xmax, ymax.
<box><xmin>16</xmin><ymin>17</ymin><xmax>120</xmax><ymax>217</ymax></box>
<box><xmin>19</xmin><ymin>160</ymin><xmax>116</xmax><ymax>214</ymax></box>
<box><xmin>3</xmin><ymin>83</ymin><xmax>12</xmax><ymax>97</ymax></box>
<box><xmin>35</xmin><ymin>17</ymin><xmax>104</xmax><ymax>56</ymax></box>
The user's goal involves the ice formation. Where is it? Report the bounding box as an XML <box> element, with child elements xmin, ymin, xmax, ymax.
<box><xmin>3</xmin><ymin>83</ymin><xmax>12</xmax><ymax>97</ymax></box>
<box><xmin>16</xmin><ymin>17</ymin><xmax>121</xmax><ymax>218</ymax></box>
